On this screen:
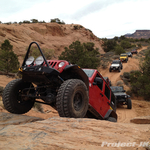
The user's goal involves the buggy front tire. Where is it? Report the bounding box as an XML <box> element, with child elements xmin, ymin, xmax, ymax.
<box><xmin>2</xmin><ymin>79</ymin><xmax>35</xmax><ymax>114</ymax></box>
<box><xmin>56</xmin><ymin>79</ymin><xmax>89</xmax><ymax>118</ymax></box>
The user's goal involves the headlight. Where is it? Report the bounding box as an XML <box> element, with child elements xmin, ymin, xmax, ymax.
<box><xmin>35</xmin><ymin>56</ymin><xmax>44</xmax><ymax>65</ymax></box>
<box><xmin>25</xmin><ymin>56</ymin><xmax>34</xmax><ymax>66</ymax></box>
<box><xmin>125</xmin><ymin>95</ymin><xmax>127</xmax><ymax>98</ymax></box>
<box><xmin>58</xmin><ymin>62</ymin><xmax>65</xmax><ymax>67</ymax></box>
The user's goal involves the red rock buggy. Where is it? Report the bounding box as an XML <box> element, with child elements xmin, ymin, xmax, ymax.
<box><xmin>2</xmin><ymin>42</ymin><xmax>117</xmax><ymax>121</ymax></box>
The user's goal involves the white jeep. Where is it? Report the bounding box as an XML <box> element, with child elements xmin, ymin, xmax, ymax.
<box><xmin>109</xmin><ymin>60</ymin><xmax>123</xmax><ymax>72</ymax></box>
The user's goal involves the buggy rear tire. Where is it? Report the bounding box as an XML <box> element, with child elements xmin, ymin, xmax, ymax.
<box><xmin>127</xmin><ymin>99</ymin><xmax>132</xmax><ymax>109</ymax></box>
<box><xmin>56</xmin><ymin>79</ymin><xmax>89</xmax><ymax>118</ymax></box>
<box><xmin>2</xmin><ymin>79</ymin><xmax>35</xmax><ymax>114</ymax></box>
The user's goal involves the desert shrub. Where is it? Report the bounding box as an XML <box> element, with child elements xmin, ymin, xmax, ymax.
<box><xmin>0</xmin><ymin>40</ymin><xmax>20</xmax><ymax>73</ymax></box>
<box><xmin>102</xmin><ymin>39</ymin><xmax>117</xmax><ymax>52</ymax></box>
<box><xmin>30</xmin><ymin>19</ymin><xmax>38</xmax><ymax>23</ymax></box>
<box><xmin>27</xmin><ymin>46</ymin><xmax>54</xmax><ymax>60</ymax></box>
<box><xmin>120</xmin><ymin>40</ymin><xmax>132</xmax><ymax>49</ymax></box>
<box><xmin>101</xmin><ymin>61</ymin><xmax>108</xmax><ymax>69</ymax></box>
<box><xmin>59</xmin><ymin>40</ymin><xmax>100</xmax><ymax>69</ymax></box>
<box><xmin>86</xmin><ymin>29</ymin><xmax>92</xmax><ymax>32</ymax></box>
<box><xmin>112</xmin><ymin>55</ymin><xmax>120</xmax><ymax>59</ymax></box>
<box><xmin>23</xmin><ymin>20</ymin><xmax>30</xmax><ymax>24</ymax></box>
<box><xmin>130</xmin><ymin>50</ymin><xmax>150</xmax><ymax>101</ymax></box>
<box><xmin>126</xmin><ymin>90</ymin><xmax>133</xmax><ymax>97</ymax></box>
<box><xmin>137</xmin><ymin>43</ymin><xmax>142</xmax><ymax>48</ymax></box>
<box><xmin>0</xmin><ymin>86</ymin><xmax>4</xmax><ymax>96</ymax></box>
<box><xmin>50</xmin><ymin>18</ymin><xmax>65</xmax><ymax>24</ymax></box>
<box><xmin>123</xmin><ymin>78</ymin><xmax>129</xmax><ymax>85</ymax></box>
<box><xmin>73</xmin><ymin>25</ymin><xmax>83</xmax><ymax>30</ymax></box>
<box><xmin>73</xmin><ymin>25</ymin><xmax>78</xmax><ymax>30</ymax></box>
<box><xmin>114</xmin><ymin>45</ymin><xmax>125</xmax><ymax>55</ymax></box>
<box><xmin>33</xmin><ymin>102</ymin><xmax>43</xmax><ymax>113</ymax></box>
<box><xmin>123</xmin><ymin>72</ymin><xmax>130</xmax><ymax>79</ymax></box>
<box><xmin>116</xmin><ymin>80</ymin><xmax>123</xmax><ymax>86</ymax></box>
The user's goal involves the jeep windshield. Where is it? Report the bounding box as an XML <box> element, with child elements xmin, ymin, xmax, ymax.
<box><xmin>110</xmin><ymin>86</ymin><xmax>124</xmax><ymax>93</ymax></box>
<box><xmin>112</xmin><ymin>61</ymin><xmax>119</xmax><ymax>64</ymax></box>
<box><xmin>82</xmin><ymin>69</ymin><xmax>95</xmax><ymax>77</ymax></box>
<box><xmin>120</xmin><ymin>54</ymin><xmax>127</xmax><ymax>57</ymax></box>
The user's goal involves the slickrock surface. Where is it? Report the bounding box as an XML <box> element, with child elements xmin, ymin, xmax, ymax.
<box><xmin>0</xmin><ymin>112</ymin><xmax>149</xmax><ymax>150</ymax></box>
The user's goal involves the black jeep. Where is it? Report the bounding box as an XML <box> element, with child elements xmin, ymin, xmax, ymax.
<box><xmin>110</xmin><ymin>86</ymin><xmax>132</xmax><ymax>109</ymax></box>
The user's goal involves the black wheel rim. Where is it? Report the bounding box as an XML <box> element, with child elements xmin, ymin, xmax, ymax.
<box><xmin>73</xmin><ymin>92</ymin><xmax>83</xmax><ymax>111</ymax></box>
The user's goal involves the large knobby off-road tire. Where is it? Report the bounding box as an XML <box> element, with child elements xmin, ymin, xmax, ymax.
<box><xmin>2</xmin><ymin>79</ymin><xmax>35</xmax><ymax>114</ymax></box>
<box><xmin>127</xmin><ymin>99</ymin><xmax>132</xmax><ymax>109</ymax></box>
<box><xmin>56</xmin><ymin>79</ymin><xmax>89</xmax><ymax>118</ymax></box>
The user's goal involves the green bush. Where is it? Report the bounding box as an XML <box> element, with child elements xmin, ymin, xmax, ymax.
<box><xmin>0</xmin><ymin>40</ymin><xmax>20</xmax><ymax>73</ymax></box>
<box><xmin>33</xmin><ymin>102</ymin><xmax>43</xmax><ymax>113</ymax></box>
<box><xmin>116</xmin><ymin>80</ymin><xmax>123</xmax><ymax>86</ymax></box>
<box><xmin>59</xmin><ymin>41</ymin><xmax>100</xmax><ymax>69</ymax></box>
<box><xmin>123</xmin><ymin>78</ymin><xmax>129</xmax><ymax>85</ymax></box>
<box><xmin>120</xmin><ymin>40</ymin><xmax>132</xmax><ymax>49</ymax></box>
<box><xmin>27</xmin><ymin>46</ymin><xmax>54</xmax><ymax>60</ymax></box>
<box><xmin>123</xmin><ymin>72</ymin><xmax>130</xmax><ymax>79</ymax></box>
<box><xmin>0</xmin><ymin>86</ymin><xmax>4</xmax><ymax>96</ymax></box>
<box><xmin>50</xmin><ymin>18</ymin><xmax>65</xmax><ymax>24</ymax></box>
<box><xmin>102</xmin><ymin>39</ymin><xmax>117</xmax><ymax>52</ymax></box>
<box><xmin>114</xmin><ymin>45</ymin><xmax>125</xmax><ymax>55</ymax></box>
<box><xmin>130</xmin><ymin>50</ymin><xmax>150</xmax><ymax>101</ymax></box>
<box><xmin>126</xmin><ymin>90</ymin><xmax>132</xmax><ymax>97</ymax></box>
<box><xmin>101</xmin><ymin>61</ymin><xmax>108</xmax><ymax>69</ymax></box>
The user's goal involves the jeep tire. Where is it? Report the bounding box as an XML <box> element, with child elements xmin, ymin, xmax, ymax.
<box><xmin>2</xmin><ymin>79</ymin><xmax>35</xmax><ymax>114</ymax></box>
<box><xmin>118</xmin><ymin>67</ymin><xmax>121</xmax><ymax>72</ymax></box>
<box><xmin>109</xmin><ymin>68</ymin><xmax>112</xmax><ymax>72</ymax></box>
<box><xmin>127</xmin><ymin>99</ymin><xmax>132</xmax><ymax>109</ymax></box>
<box><xmin>56</xmin><ymin>79</ymin><xmax>89</xmax><ymax>118</ymax></box>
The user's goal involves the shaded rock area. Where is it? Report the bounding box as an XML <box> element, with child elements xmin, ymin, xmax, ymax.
<box><xmin>0</xmin><ymin>112</ymin><xmax>44</xmax><ymax>127</ymax></box>
<box><xmin>130</xmin><ymin>116</ymin><xmax>150</xmax><ymax>124</ymax></box>
<box><xmin>0</xmin><ymin>112</ymin><xmax>150</xmax><ymax>150</ymax></box>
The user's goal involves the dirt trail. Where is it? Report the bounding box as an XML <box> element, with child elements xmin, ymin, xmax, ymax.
<box><xmin>100</xmin><ymin>46</ymin><xmax>149</xmax><ymax>123</ymax></box>
<box><xmin>100</xmin><ymin>46</ymin><xmax>147</xmax><ymax>86</ymax></box>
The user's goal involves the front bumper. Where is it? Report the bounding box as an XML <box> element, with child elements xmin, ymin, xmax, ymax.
<box><xmin>19</xmin><ymin>66</ymin><xmax>59</xmax><ymax>84</ymax></box>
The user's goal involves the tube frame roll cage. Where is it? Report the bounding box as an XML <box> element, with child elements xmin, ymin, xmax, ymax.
<box><xmin>22</xmin><ymin>41</ymin><xmax>49</xmax><ymax>67</ymax></box>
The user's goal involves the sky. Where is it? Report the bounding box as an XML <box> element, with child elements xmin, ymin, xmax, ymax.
<box><xmin>0</xmin><ymin>0</ymin><xmax>150</xmax><ymax>38</ymax></box>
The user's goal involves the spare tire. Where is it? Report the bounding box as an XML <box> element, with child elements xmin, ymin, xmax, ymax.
<box><xmin>56</xmin><ymin>79</ymin><xmax>89</xmax><ymax>118</ymax></box>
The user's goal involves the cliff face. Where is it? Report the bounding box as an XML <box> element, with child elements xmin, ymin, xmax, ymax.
<box><xmin>0</xmin><ymin>23</ymin><xmax>103</xmax><ymax>63</ymax></box>
<box><xmin>125</xmin><ymin>30</ymin><xmax>150</xmax><ymax>39</ymax></box>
